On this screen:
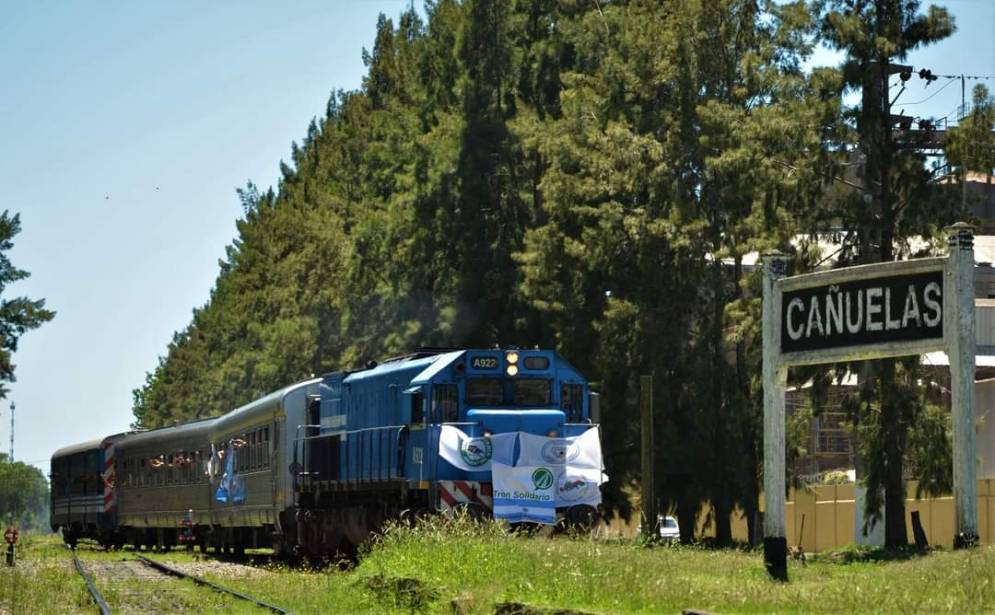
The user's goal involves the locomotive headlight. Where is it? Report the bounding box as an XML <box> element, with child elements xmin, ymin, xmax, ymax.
<box><xmin>506</xmin><ymin>351</ymin><xmax>519</xmax><ymax>365</ymax></box>
<box><xmin>506</xmin><ymin>364</ymin><xmax>519</xmax><ymax>377</ymax></box>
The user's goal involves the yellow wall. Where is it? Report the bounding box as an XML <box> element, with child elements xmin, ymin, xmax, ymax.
<box><xmin>606</xmin><ymin>480</ymin><xmax>995</xmax><ymax>551</ymax></box>
<box><xmin>760</xmin><ymin>480</ymin><xmax>995</xmax><ymax>551</ymax></box>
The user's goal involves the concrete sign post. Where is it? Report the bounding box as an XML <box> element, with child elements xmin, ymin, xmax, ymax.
<box><xmin>762</xmin><ymin>252</ymin><xmax>788</xmax><ymax>580</ymax></box>
<box><xmin>761</xmin><ymin>223</ymin><xmax>978</xmax><ymax>580</ymax></box>
<box><xmin>947</xmin><ymin>224</ymin><xmax>978</xmax><ymax>547</ymax></box>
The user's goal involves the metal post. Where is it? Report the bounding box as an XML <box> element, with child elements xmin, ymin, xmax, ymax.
<box><xmin>640</xmin><ymin>374</ymin><xmax>657</xmax><ymax>540</ymax></box>
<box><xmin>762</xmin><ymin>253</ymin><xmax>788</xmax><ymax>580</ymax></box>
<box><xmin>946</xmin><ymin>222</ymin><xmax>979</xmax><ymax>547</ymax></box>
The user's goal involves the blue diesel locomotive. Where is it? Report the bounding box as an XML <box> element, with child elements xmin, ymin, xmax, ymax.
<box><xmin>50</xmin><ymin>347</ymin><xmax>601</xmax><ymax>555</ymax></box>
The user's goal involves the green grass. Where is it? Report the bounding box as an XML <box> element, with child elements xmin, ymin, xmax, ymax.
<box><xmin>0</xmin><ymin>534</ymin><xmax>252</xmax><ymax>613</ymax></box>
<box><xmin>4</xmin><ymin>520</ymin><xmax>995</xmax><ymax>614</ymax></box>
<box><xmin>0</xmin><ymin>535</ymin><xmax>94</xmax><ymax>614</ymax></box>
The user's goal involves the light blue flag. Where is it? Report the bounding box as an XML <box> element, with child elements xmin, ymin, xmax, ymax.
<box><xmin>215</xmin><ymin>444</ymin><xmax>246</xmax><ymax>504</ymax></box>
<box><xmin>492</xmin><ymin>461</ymin><xmax>557</xmax><ymax>525</ymax></box>
<box><xmin>215</xmin><ymin>445</ymin><xmax>235</xmax><ymax>503</ymax></box>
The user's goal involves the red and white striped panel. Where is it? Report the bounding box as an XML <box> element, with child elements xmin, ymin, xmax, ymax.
<box><xmin>102</xmin><ymin>440</ymin><xmax>116</xmax><ymax>513</ymax></box>
<box><xmin>438</xmin><ymin>480</ymin><xmax>493</xmax><ymax>512</ymax></box>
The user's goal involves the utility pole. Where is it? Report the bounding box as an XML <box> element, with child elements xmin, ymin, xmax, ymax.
<box><xmin>8</xmin><ymin>402</ymin><xmax>13</xmax><ymax>461</ymax></box>
<box><xmin>962</xmin><ymin>74</ymin><xmax>968</xmax><ymax>216</ymax></box>
<box><xmin>640</xmin><ymin>375</ymin><xmax>657</xmax><ymax>540</ymax></box>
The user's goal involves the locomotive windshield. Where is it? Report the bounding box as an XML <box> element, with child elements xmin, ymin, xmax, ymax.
<box><xmin>466</xmin><ymin>379</ymin><xmax>503</xmax><ymax>405</ymax></box>
<box><xmin>466</xmin><ymin>378</ymin><xmax>553</xmax><ymax>406</ymax></box>
<box><xmin>513</xmin><ymin>379</ymin><xmax>551</xmax><ymax>405</ymax></box>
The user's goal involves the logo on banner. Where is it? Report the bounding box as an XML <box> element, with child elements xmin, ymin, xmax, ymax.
<box><xmin>531</xmin><ymin>467</ymin><xmax>554</xmax><ymax>490</ymax></box>
<box><xmin>541</xmin><ymin>439</ymin><xmax>580</xmax><ymax>464</ymax></box>
<box><xmin>460</xmin><ymin>437</ymin><xmax>493</xmax><ymax>467</ymax></box>
<box><xmin>557</xmin><ymin>476</ymin><xmax>595</xmax><ymax>502</ymax></box>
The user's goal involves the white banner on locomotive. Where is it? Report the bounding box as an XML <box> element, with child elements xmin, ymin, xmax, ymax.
<box><xmin>439</xmin><ymin>425</ymin><xmax>605</xmax><ymax>524</ymax></box>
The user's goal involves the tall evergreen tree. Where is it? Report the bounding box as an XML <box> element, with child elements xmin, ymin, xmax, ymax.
<box><xmin>517</xmin><ymin>0</ymin><xmax>833</xmax><ymax>540</ymax></box>
<box><xmin>0</xmin><ymin>211</ymin><xmax>54</xmax><ymax>398</ymax></box>
<box><xmin>815</xmin><ymin>0</ymin><xmax>955</xmax><ymax>547</ymax></box>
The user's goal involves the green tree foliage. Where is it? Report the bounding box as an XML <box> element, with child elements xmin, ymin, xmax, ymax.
<box><xmin>517</xmin><ymin>0</ymin><xmax>837</xmax><ymax>542</ymax></box>
<box><xmin>815</xmin><ymin>0</ymin><xmax>956</xmax><ymax>547</ymax></box>
<box><xmin>133</xmin><ymin>0</ymin><xmax>960</xmax><ymax>547</ymax></box>
<box><xmin>946</xmin><ymin>84</ymin><xmax>995</xmax><ymax>182</ymax></box>
<box><xmin>0</xmin><ymin>211</ymin><xmax>55</xmax><ymax>399</ymax></box>
<box><xmin>0</xmin><ymin>454</ymin><xmax>49</xmax><ymax>531</ymax></box>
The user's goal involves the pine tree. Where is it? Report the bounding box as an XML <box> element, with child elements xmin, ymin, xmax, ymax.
<box><xmin>516</xmin><ymin>0</ymin><xmax>830</xmax><ymax>541</ymax></box>
<box><xmin>815</xmin><ymin>0</ymin><xmax>955</xmax><ymax>547</ymax></box>
<box><xmin>0</xmin><ymin>211</ymin><xmax>54</xmax><ymax>398</ymax></box>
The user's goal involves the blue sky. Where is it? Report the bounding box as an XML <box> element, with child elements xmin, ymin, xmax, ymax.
<box><xmin>2</xmin><ymin>1</ymin><xmax>993</xmax><ymax>474</ymax></box>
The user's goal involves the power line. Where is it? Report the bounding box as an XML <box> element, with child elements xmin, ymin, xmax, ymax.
<box><xmin>941</xmin><ymin>104</ymin><xmax>963</xmax><ymax>121</ymax></box>
<box><xmin>897</xmin><ymin>77</ymin><xmax>957</xmax><ymax>105</ymax></box>
<box><xmin>938</xmin><ymin>74</ymin><xmax>995</xmax><ymax>81</ymax></box>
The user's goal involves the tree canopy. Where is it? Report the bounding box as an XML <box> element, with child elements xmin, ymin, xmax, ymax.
<box><xmin>0</xmin><ymin>454</ymin><xmax>48</xmax><ymax>531</ymax></box>
<box><xmin>0</xmin><ymin>211</ymin><xmax>55</xmax><ymax>399</ymax></box>
<box><xmin>133</xmin><ymin>0</ymin><xmax>966</xmax><ymax>543</ymax></box>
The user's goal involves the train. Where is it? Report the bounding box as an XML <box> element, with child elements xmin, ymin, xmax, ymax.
<box><xmin>51</xmin><ymin>347</ymin><xmax>602</xmax><ymax>555</ymax></box>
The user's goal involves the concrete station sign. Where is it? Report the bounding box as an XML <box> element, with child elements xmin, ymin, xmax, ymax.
<box><xmin>761</xmin><ymin>224</ymin><xmax>978</xmax><ymax>580</ymax></box>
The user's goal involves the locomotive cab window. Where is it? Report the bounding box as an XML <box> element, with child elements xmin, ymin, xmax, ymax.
<box><xmin>432</xmin><ymin>384</ymin><xmax>459</xmax><ymax>422</ymax></box>
<box><xmin>411</xmin><ymin>391</ymin><xmax>425</xmax><ymax>424</ymax></box>
<box><xmin>466</xmin><ymin>379</ymin><xmax>503</xmax><ymax>406</ymax></box>
<box><xmin>514</xmin><ymin>379</ymin><xmax>551</xmax><ymax>405</ymax></box>
<box><xmin>561</xmin><ymin>383</ymin><xmax>584</xmax><ymax>422</ymax></box>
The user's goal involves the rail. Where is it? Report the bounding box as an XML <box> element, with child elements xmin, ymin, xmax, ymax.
<box><xmin>135</xmin><ymin>554</ymin><xmax>292</xmax><ymax>614</ymax></box>
<box><xmin>67</xmin><ymin>546</ymin><xmax>111</xmax><ymax>615</ymax></box>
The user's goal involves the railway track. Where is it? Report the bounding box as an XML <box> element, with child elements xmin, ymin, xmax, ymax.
<box><xmin>68</xmin><ymin>547</ymin><xmax>111</xmax><ymax>615</ymax></box>
<box><xmin>134</xmin><ymin>555</ymin><xmax>291</xmax><ymax>614</ymax></box>
<box><xmin>68</xmin><ymin>545</ymin><xmax>291</xmax><ymax>614</ymax></box>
